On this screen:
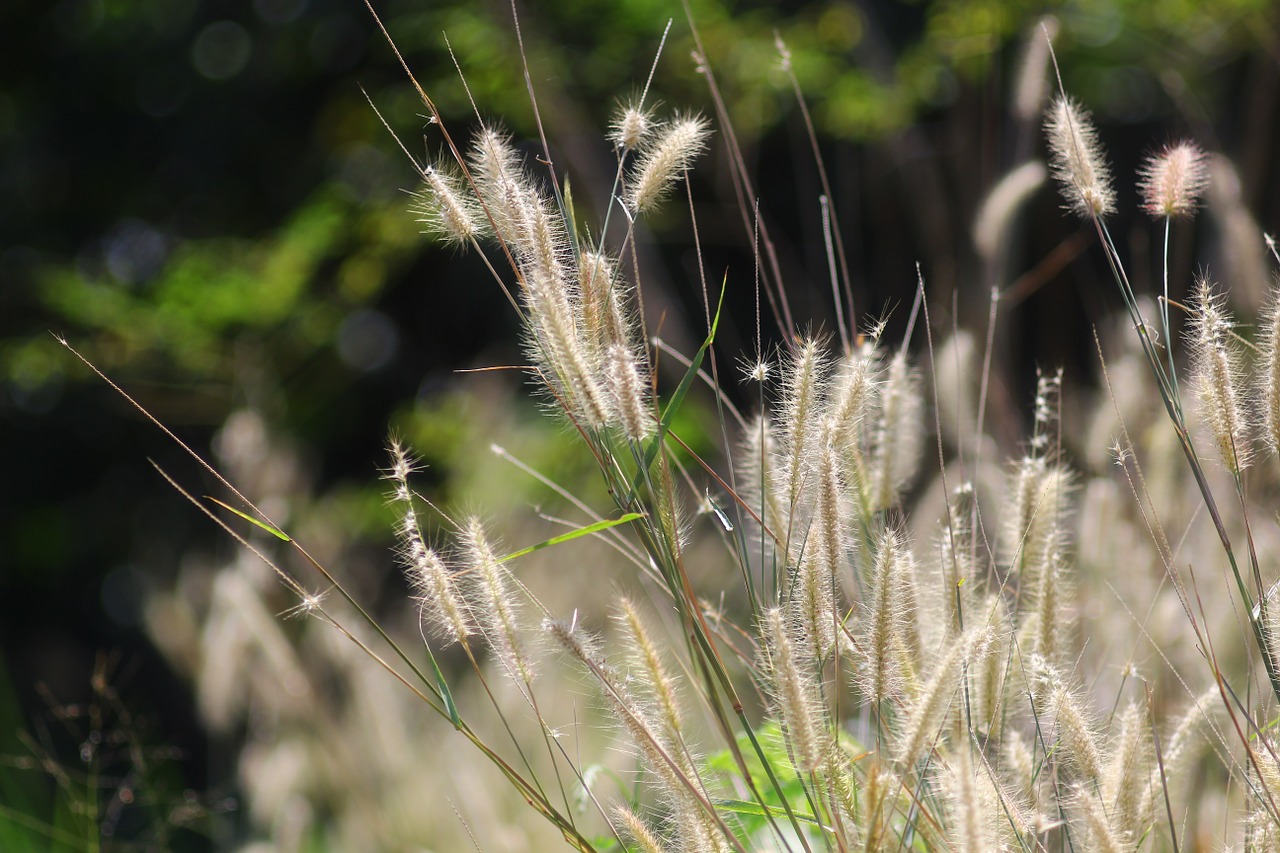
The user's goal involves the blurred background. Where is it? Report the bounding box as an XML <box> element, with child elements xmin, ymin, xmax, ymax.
<box><xmin>2</xmin><ymin>0</ymin><xmax>1276</xmax><ymax>848</ymax></box>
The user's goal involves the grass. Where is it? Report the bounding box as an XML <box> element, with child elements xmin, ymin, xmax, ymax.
<box><xmin>37</xmin><ymin>5</ymin><xmax>1280</xmax><ymax>852</ymax></box>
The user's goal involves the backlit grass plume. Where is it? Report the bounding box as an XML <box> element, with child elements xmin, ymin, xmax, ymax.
<box><xmin>123</xmin><ymin>11</ymin><xmax>1280</xmax><ymax>852</ymax></box>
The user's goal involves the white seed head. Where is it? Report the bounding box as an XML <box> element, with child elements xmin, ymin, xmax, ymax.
<box><xmin>1044</xmin><ymin>95</ymin><xmax>1115</xmax><ymax>219</ymax></box>
<box><xmin>414</xmin><ymin>164</ymin><xmax>485</xmax><ymax>246</ymax></box>
<box><xmin>1138</xmin><ymin>141</ymin><xmax>1208</xmax><ymax>219</ymax></box>
<box><xmin>626</xmin><ymin>114</ymin><xmax>712</xmax><ymax>214</ymax></box>
<box><xmin>1188</xmin><ymin>277</ymin><xmax>1252</xmax><ymax>474</ymax></box>
<box><xmin>610</xmin><ymin>101</ymin><xmax>655</xmax><ymax>151</ymax></box>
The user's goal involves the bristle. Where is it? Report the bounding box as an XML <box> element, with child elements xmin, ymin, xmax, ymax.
<box><xmin>1138</xmin><ymin>141</ymin><xmax>1209</xmax><ymax>219</ymax></box>
<box><xmin>626</xmin><ymin>114</ymin><xmax>712</xmax><ymax>214</ymax></box>
<box><xmin>1044</xmin><ymin>95</ymin><xmax>1115</xmax><ymax>219</ymax></box>
<box><xmin>1188</xmin><ymin>276</ymin><xmax>1252</xmax><ymax>474</ymax></box>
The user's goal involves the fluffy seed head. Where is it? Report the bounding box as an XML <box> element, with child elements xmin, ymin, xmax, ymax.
<box><xmin>414</xmin><ymin>164</ymin><xmax>485</xmax><ymax>246</ymax></box>
<box><xmin>465</xmin><ymin>518</ymin><xmax>537</xmax><ymax>685</ymax></box>
<box><xmin>1138</xmin><ymin>141</ymin><xmax>1208</xmax><ymax>219</ymax></box>
<box><xmin>1044</xmin><ymin>96</ymin><xmax>1115</xmax><ymax>219</ymax></box>
<box><xmin>605</xmin><ymin>344</ymin><xmax>654</xmax><ymax>442</ymax></box>
<box><xmin>1050</xmin><ymin>685</ymin><xmax>1102</xmax><ymax>783</ymax></box>
<box><xmin>610</xmin><ymin>101</ymin><xmax>655</xmax><ymax>151</ymax></box>
<box><xmin>626</xmin><ymin>114</ymin><xmax>712</xmax><ymax>214</ymax></box>
<box><xmin>1189</xmin><ymin>277</ymin><xmax>1252</xmax><ymax>473</ymax></box>
<box><xmin>869</xmin><ymin>350</ymin><xmax>923</xmax><ymax>512</ymax></box>
<box><xmin>1258</xmin><ymin>286</ymin><xmax>1280</xmax><ymax>457</ymax></box>
<box><xmin>762</xmin><ymin>608</ymin><xmax>828</xmax><ymax>773</ymax></box>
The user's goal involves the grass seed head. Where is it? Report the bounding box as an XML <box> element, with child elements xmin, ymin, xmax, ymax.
<box><xmin>1138</xmin><ymin>141</ymin><xmax>1209</xmax><ymax>219</ymax></box>
<box><xmin>626</xmin><ymin>114</ymin><xmax>712</xmax><ymax>215</ymax></box>
<box><xmin>1044</xmin><ymin>95</ymin><xmax>1115</xmax><ymax>219</ymax></box>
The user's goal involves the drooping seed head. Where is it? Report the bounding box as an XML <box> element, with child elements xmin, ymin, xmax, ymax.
<box><xmin>1044</xmin><ymin>95</ymin><xmax>1115</xmax><ymax>219</ymax></box>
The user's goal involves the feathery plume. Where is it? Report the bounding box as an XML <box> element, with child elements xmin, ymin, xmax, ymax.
<box><xmin>869</xmin><ymin>350</ymin><xmax>923</xmax><ymax>512</ymax></box>
<box><xmin>578</xmin><ymin>249</ymin><xmax>633</xmax><ymax>354</ymax></box>
<box><xmin>414</xmin><ymin>164</ymin><xmax>486</xmax><ymax>246</ymax></box>
<box><xmin>1001</xmin><ymin>456</ymin><xmax>1072</xmax><ymax>586</ymax></box>
<box><xmin>789</xmin><ymin>425</ymin><xmax>845</xmax><ymax>659</ymax></box>
<box><xmin>1259</xmin><ymin>285</ymin><xmax>1280</xmax><ymax>458</ymax></box>
<box><xmin>464</xmin><ymin>518</ymin><xmax>536</xmax><ymax>685</ymax></box>
<box><xmin>614</xmin><ymin>805</ymin><xmax>669</xmax><ymax>853</ymax></box>
<box><xmin>626</xmin><ymin>114</ymin><xmax>712</xmax><ymax>214</ymax></box>
<box><xmin>469</xmin><ymin>125</ymin><xmax>532</xmax><ymax>245</ymax></box>
<box><xmin>549</xmin><ymin>618</ymin><xmax>726</xmax><ymax>853</ymax></box>
<box><xmin>1050</xmin><ymin>685</ymin><xmax>1102</xmax><ymax>783</ymax></box>
<box><xmin>1044</xmin><ymin>95</ymin><xmax>1115</xmax><ymax>219</ymax></box>
<box><xmin>605</xmin><ymin>343</ymin><xmax>655</xmax><ymax>442</ymax></box>
<box><xmin>944</xmin><ymin>745</ymin><xmax>1005</xmax><ymax>853</ymax></box>
<box><xmin>1188</xmin><ymin>276</ymin><xmax>1252</xmax><ymax>474</ymax></box>
<box><xmin>385</xmin><ymin>441</ymin><xmax>472</xmax><ymax>645</ymax></box>
<box><xmin>1138</xmin><ymin>141</ymin><xmax>1209</xmax><ymax>219</ymax></box>
<box><xmin>762</xmin><ymin>608</ymin><xmax>828</xmax><ymax>774</ymax></box>
<box><xmin>777</xmin><ymin>337</ymin><xmax>830</xmax><ymax>521</ymax></box>
<box><xmin>859</xmin><ymin>528</ymin><xmax>919</xmax><ymax>707</ymax></box>
<box><xmin>895</xmin><ymin>627</ymin><xmax>978</xmax><ymax>771</ymax></box>
<box><xmin>618</xmin><ymin>598</ymin><xmax>684</xmax><ymax>746</ymax></box>
<box><xmin>1102</xmin><ymin>702</ymin><xmax>1154</xmax><ymax>845</ymax></box>
<box><xmin>610</xmin><ymin>100</ymin><xmax>655</xmax><ymax>152</ymax></box>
